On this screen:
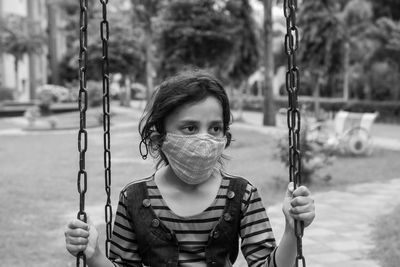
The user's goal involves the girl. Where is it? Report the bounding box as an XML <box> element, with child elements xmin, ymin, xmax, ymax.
<box><xmin>65</xmin><ymin>70</ymin><xmax>315</xmax><ymax>267</ymax></box>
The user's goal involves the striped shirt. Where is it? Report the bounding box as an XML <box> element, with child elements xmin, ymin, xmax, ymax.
<box><xmin>110</xmin><ymin>175</ymin><xmax>277</xmax><ymax>267</ymax></box>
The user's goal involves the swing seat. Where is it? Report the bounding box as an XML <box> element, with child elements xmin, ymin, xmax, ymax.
<box><xmin>309</xmin><ymin>110</ymin><xmax>379</xmax><ymax>156</ymax></box>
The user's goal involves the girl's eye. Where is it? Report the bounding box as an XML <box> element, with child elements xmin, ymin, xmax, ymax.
<box><xmin>182</xmin><ymin>125</ymin><xmax>196</xmax><ymax>133</ymax></box>
<box><xmin>210</xmin><ymin>126</ymin><xmax>222</xmax><ymax>134</ymax></box>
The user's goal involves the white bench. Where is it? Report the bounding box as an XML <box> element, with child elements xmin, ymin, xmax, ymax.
<box><xmin>308</xmin><ymin>110</ymin><xmax>379</xmax><ymax>156</ymax></box>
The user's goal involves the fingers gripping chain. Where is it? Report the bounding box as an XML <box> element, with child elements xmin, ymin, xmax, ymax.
<box><xmin>77</xmin><ymin>0</ymin><xmax>89</xmax><ymax>266</ymax></box>
<box><xmin>76</xmin><ymin>0</ymin><xmax>112</xmax><ymax>265</ymax></box>
<box><xmin>284</xmin><ymin>0</ymin><xmax>306</xmax><ymax>266</ymax></box>
<box><xmin>100</xmin><ymin>0</ymin><xmax>113</xmax><ymax>259</ymax></box>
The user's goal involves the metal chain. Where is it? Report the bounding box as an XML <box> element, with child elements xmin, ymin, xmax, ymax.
<box><xmin>283</xmin><ymin>0</ymin><xmax>306</xmax><ymax>267</ymax></box>
<box><xmin>77</xmin><ymin>0</ymin><xmax>89</xmax><ymax>266</ymax></box>
<box><xmin>100</xmin><ymin>0</ymin><xmax>113</xmax><ymax>259</ymax></box>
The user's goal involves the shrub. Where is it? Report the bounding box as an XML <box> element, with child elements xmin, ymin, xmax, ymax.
<box><xmin>343</xmin><ymin>101</ymin><xmax>400</xmax><ymax>123</ymax></box>
<box><xmin>59</xmin><ymin>80</ymin><xmax>103</xmax><ymax>107</ymax></box>
<box><xmin>275</xmin><ymin>117</ymin><xmax>335</xmax><ymax>185</ymax></box>
<box><xmin>0</xmin><ymin>87</ymin><xmax>15</xmax><ymax>101</ymax></box>
<box><xmin>369</xmin><ymin>61</ymin><xmax>400</xmax><ymax>101</ymax></box>
<box><xmin>37</xmin><ymin>92</ymin><xmax>53</xmax><ymax>115</ymax></box>
<box><xmin>36</xmin><ymin>84</ymin><xmax>71</xmax><ymax>103</ymax></box>
<box><xmin>86</xmin><ymin>80</ymin><xmax>103</xmax><ymax>107</ymax></box>
<box><xmin>36</xmin><ymin>84</ymin><xmax>75</xmax><ymax>115</ymax></box>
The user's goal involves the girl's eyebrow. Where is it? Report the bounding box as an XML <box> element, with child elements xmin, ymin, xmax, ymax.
<box><xmin>178</xmin><ymin>120</ymin><xmax>223</xmax><ymax>124</ymax></box>
<box><xmin>178</xmin><ymin>120</ymin><xmax>199</xmax><ymax>125</ymax></box>
<box><xmin>209</xmin><ymin>120</ymin><xmax>223</xmax><ymax>124</ymax></box>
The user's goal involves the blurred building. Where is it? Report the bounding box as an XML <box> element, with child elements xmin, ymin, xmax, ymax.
<box><xmin>0</xmin><ymin>0</ymin><xmax>66</xmax><ymax>101</ymax></box>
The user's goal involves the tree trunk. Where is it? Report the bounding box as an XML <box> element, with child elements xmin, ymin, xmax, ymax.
<box><xmin>14</xmin><ymin>58</ymin><xmax>20</xmax><ymax>99</ymax></box>
<box><xmin>0</xmin><ymin>54</ymin><xmax>3</xmax><ymax>88</ymax></box>
<box><xmin>363</xmin><ymin>82</ymin><xmax>371</xmax><ymax>100</ymax></box>
<box><xmin>0</xmin><ymin>0</ymin><xmax>4</xmax><ymax>87</ymax></box>
<box><xmin>119</xmin><ymin>75</ymin><xmax>131</xmax><ymax>107</ymax></box>
<box><xmin>28</xmin><ymin>53</ymin><xmax>37</xmax><ymax>100</ymax></box>
<box><xmin>47</xmin><ymin>1</ymin><xmax>60</xmax><ymax>85</ymax></box>
<box><xmin>262</xmin><ymin>0</ymin><xmax>275</xmax><ymax>126</ymax></box>
<box><xmin>145</xmin><ymin>32</ymin><xmax>154</xmax><ymax>102</ymax></box>
<box><xmin>313</xmin><ymin>72</ymin><xmax>322</xmax><ymax>119</ymax></box>
<box><xmin>126</xmin><ymin>76</ymin><xmax>132</xmax><ymax>106</ymax></box>
<box><xmin>237</xmin><ymin>80</ymin><xmax>248</xmax><ymax>122</ymax></box>
<box><xmin>343</xmin><ymin>41</ymin><xmax>350</xmax><ymax>101</ymax></box>
<box><xmin>27</xmin><ymin>0</ymin><xmax>38</xmax><ymax>100</ymax></box>
<box><xmin>392</xmin><ymin>65</ymin><xmax>400</xmax><ymax>100</ymax></box>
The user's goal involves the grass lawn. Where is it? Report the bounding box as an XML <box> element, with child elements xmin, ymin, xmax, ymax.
<box><xmin>1</xmin><ymin>108</ymin><xmax>400</xmax><ymax>266</ymax></box>
<box><xmin>370</xmin><ymin>204</ymin><xmax>400</xmax><ymax>267</ymax></box>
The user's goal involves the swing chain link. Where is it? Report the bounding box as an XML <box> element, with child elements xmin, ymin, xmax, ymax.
<box><xmin>77</xmin><ymin>0</ymin><xmax>89</xmax><ymax>266</ymax></box>
<box><xmin>284</xmin><ymin>0</ymin><xmax>306</xmax><ymax>267</ymax></box>
<box><xmin>100</xmin><ymin>0</ymin><xmax>113</xmax><ymax>259</ymax></box>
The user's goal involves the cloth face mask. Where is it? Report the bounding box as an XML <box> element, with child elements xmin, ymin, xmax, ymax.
<box><xmin>161</xmin><ymin>133</ymin><xmax>227</xmax><ymax>185</ymax></box>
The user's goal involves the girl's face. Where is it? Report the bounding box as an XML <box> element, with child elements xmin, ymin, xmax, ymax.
<box><xmin>165</xmin><ymin>96</ymin><xmax>224</xmax><ymax>137</ymax></box>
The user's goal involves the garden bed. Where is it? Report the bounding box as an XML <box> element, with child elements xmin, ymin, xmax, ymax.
<box><xmin>0</xmin><ymin>102</ymin><xmax>78</xmax><ymax>117</ymax></box>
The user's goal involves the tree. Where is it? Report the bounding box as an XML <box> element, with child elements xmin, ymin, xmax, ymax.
<box><xmin>364</xmin><ymin>0</ymin><xmax>400</xmax><ymax>101</ymax></box>
<box><xmin>298</xmin><ymin>0</ymin><xmax>375</xmax><ymax>105</ymax></box>
<box><xmin>157</xmin><ymin>0</ymin><xmax>259</xmax><ymax>87</ymax></box>
<box><xmin>297</xmin><ymin>1</ymin><xmax>337</xmax><ymax>115</ymax></box>
<box><xmin>363</xmin><ymin>17</ymin><xmax>400</xmax><ymax>100</ymax></box>
<box><xmin>0</xmin><ymin>14</ymin><xmax>46</xmax><ymax>99</ymax></box>
<box><xmin>58</xmin><ymin>0</ymin><xmax>146</xmax><ymax>84</ymax></box>
<box><xmin>336</xmin><ymin>0</ymin><xmax>374</xmax><ymax>101</ymax></box>
<box><xmin>130</xmin><ymin>0</ymin><xmax>165</xmax><ymax>101</ymax></box>
<box><xmin>371</xmin><ymin>0</ymin><xmax>400</xmax><ymax>21</ymax></box>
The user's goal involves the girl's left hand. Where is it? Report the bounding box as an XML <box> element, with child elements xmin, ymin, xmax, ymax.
<box><xmin>282</xmin><ymin>182</ymin><xmax>315</xmax><ymax>229</ymax></box>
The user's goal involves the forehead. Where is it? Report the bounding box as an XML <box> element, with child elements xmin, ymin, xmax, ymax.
<box><xmin>167</xmin><ymin>96</ymin><xmax>223</xmax><ymax>122</ymax></box>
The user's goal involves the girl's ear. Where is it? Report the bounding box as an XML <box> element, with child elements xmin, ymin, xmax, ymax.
<box><xmin>149</xmin><ymin>131</ymin><xmax>165</xmax><ymax>148</ymax></box>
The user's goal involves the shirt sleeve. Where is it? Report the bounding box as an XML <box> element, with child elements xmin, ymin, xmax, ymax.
<box><xmin>240</xmin><ymin>183</ymin><xmax>278</xmax><ymax>267</ymax></box>
<box><xmin>109</xmin><ymin>191</ymin><xmax>143</xmax><ymax>267</ymax></box>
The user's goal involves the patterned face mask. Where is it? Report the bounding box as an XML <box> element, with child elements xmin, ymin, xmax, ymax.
<box><xmin>161</xmin><ymin>133</ymin><xmax>227</xmax><ymax>185</ymax></box>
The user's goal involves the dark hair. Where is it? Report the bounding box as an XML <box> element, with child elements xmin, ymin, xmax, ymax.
<box><xmin>139</xmin><ymin>70</ymin><xmax>232</xmax><ymax>168</ymax></box>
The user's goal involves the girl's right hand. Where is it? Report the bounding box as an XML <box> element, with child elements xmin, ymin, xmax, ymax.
<box><xmin>64</xmin><ymin>217</ymin><xmax>99</xmax><ymax>259</ymax></box>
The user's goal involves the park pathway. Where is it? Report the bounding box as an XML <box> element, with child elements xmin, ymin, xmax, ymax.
<box><xmin>264</xmin><ymin>178</ymin><xmax>400</xmax><ymax>267</ymax></box>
